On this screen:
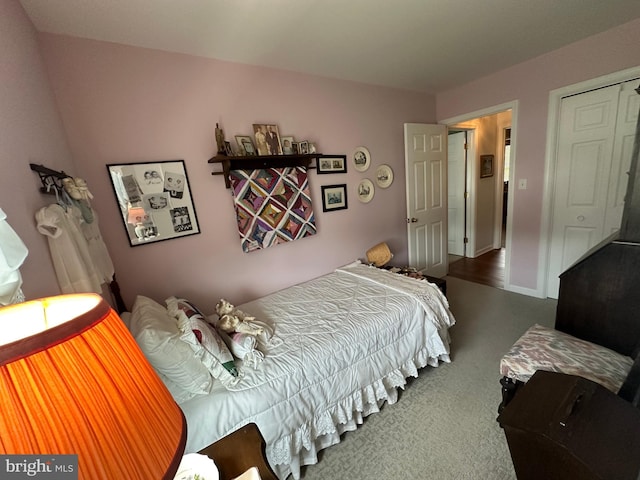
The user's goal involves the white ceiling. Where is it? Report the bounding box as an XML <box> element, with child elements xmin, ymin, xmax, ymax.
<box><xmin>20</xmin><ymin>0</ymin><xmax>640</xmax><ymax>93</ymax></box>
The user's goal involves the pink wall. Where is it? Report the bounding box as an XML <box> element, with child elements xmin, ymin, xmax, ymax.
<box><xmin>0</xmin><ymin>0</ymin><xmax>76</xmax><ymax>300</ymax></box>
<box><xmin>38</xmin><ymin>34</ymin><xmax>436</xmax><ymax>309</ymax></box>
<box><xmin>437</xmin><ymin>18</ymin><xmax>640</xmax><ymax>292</ymax></box>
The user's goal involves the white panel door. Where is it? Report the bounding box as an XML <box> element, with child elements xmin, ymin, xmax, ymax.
<box><xmin>448</xmin><ymin>132</ymin><xmax>466</xmax><ymax>256</ymax></box>
<box><xmin>404</xmin><ymin>123</ymin><xmax>448</xmax><ymax>278</ymax></box>
<box><xmin>547</xmin><ymin>83</ymin><xmax>622</xmax><ymax>298</ymax></box>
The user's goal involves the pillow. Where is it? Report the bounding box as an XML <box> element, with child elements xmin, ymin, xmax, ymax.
<box><xmin>129</xmin><ymin>295</ymin><xmax>213</xmax><ymax>400</ymax></box>
<box><xmin>219</xmin><ymin>330</ymin><xmax>264</xmax><ymax>368</ymax></box>
<box><xmin>167</xmin><ymin>297</ymin><xmax>241</xmax><ymax>388</ymax></box>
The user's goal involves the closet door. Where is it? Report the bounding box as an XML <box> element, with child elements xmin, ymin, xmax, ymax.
<box><xmin>547</xmin><ymin>80</ymin><xmax>639</xmax><ymax>298</ymax></box>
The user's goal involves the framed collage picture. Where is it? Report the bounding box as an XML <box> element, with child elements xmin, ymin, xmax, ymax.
<box><xmin>107</xmin><ymin>160</ymin><xmax>200</xmax><ymax>246</ymax></box>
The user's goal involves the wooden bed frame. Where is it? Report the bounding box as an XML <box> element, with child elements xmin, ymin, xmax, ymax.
<box><xmin>198</xmin><ymin>423</ymin><xmax>277</xmax><ymax>480</ymax></box>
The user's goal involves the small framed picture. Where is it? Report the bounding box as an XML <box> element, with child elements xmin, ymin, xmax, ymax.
<box><xmin>352</xmin><ymin>146</ymin><xmax>371</xmax><ymax>172</ymax></box>
<box><xmin>299</xmin><ymin>140</ymin><xmax>309</xmax><ymax>155</ymax></box>
<box><xmin>281</xmin><ymin>136</ymin><xmax>295</xmax><ymax>154</ymax></box>
<box><xmin>253</xmin><ymin>123</ymin><xmax>283</xmax><ymax>155</ymax></box>
<box><xmin>321</xmin><ymin>184</ymin><xmax>348</xmax><ymax>212</ymax></box>
<box><xmin>291</xmin><ymin>142</ymin><xmax>300</xmax><ymax>154</ymax></box>
<box><xmin>357</xmin><ymin>179</ymin><xmax>375</xmax><ymax>203</ymax></box>
<box><xmin>235</xmin><ymin>135</ymin><xmax>257</xmax><ymax>156</ymax></box>
<box><xmin>224</xmin><ymin>141</ymin><xmax>233</xmax><ymax>156</ymax></box>
<box><xmin>317</xmin><ymin>155</ymin><xmax>347</xmax><ymax>174</ymax></box>
<box><xmin>480</xmin><ymin>154</ymin><xmax>494</xmax><ymax>178</ymax></box>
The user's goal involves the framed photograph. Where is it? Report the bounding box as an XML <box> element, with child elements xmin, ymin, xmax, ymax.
<box><xmin>235</xmin><ymin>135</ymin><xmax>257</xmax><ymax>156</ymax></box>
<box><xmin>317</xmin><ymin>155</ymin><xmax>347</xmax><ymax>174</ymax></box>
<box><xmin>352</xmin><ymin>146</ymin><xmax>371</xmax><ymax>172</ymax></box>
<box><xmin>299</xmin><ymin>140</ymin><xmax>309</xmax><ymax>155</ymax></box>
<box><xmin>281</xmin><ymin>136</ymin><xmax>295</xmax><ymax>154</ymax></box>
<box><xmin>357</xmin><ymin>179</ymin><xmax>375</xmax><ymax>203</ymax></box>
<box><xmin>291</xmin><ymin>142</ymin><xmax>300</xmax><ymax>154</ymax></box>
<box><xmin>253</xmin><ymin>123</ymin><xmax>282</xmax><ymax>155</ymax></box>
<box><xmin>107</xmin><ymin>160</ymin><xmax>201</xmax><ymax>246</ymax></box>
<box><xmin>375</xmin><ymin>164</ymin><xmax>394</xmax><ymax>188</ymax></box>
<box><xmin>321</xmin><ymin>184</ymin><xmax>348</xmax><ymax>212</ymax></box>
<box><xmin>480</xmin><ymin>154</ymin><xmax>494</xmax><ymax>178</ymax></box>
<box><xmin>224</xmin><ymin>141</ymin><xmax>233</xmax><ymax>156</ymax></box>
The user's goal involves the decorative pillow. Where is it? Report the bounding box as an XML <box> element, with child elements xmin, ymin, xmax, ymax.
<box><xmin>219</xmin><ymin>330</ymin><xmax>264</xmax><ymax>368</ymax></box>
<box><xmin>128</xmin><ymin>295</ymin><xmax>213</xmax><ymax>401</ymax></box>
<box><xmin>167</xmin><ymin>297</ymin><xmax>240</xmax><ymax>388</ymax></box>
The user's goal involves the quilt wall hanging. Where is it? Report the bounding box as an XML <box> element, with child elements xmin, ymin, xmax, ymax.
<box><xmin>230</xmin><ymin>167</ymin><xmax>316</xmax><ymax>252</ymax></box>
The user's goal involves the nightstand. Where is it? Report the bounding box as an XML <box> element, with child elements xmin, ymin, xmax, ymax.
<box><xmin>382</xmin><ymin>265</ymin><xmax>447</xmax><ymax>296</ymax></box>
<box><xmin>198</xmin><ymin>423</ymin><xmax>277</xmax><ymax>480</ymax></box>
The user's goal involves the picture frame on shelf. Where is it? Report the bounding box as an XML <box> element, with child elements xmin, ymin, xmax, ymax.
<box><xmin>235</xmin><ymin>135</ymin><xmax>257</xmax><ymax>156</ymax></box>
<box><xmin>321</xmin><ymin>184</ymin><xmax>348</xmax><ymax>212</ymax></box>
<box><xmin>224</xmin><ymin>141</ymin><xmax>233</xmax><ymax>156</ymax></box>
<box><xmin>253</xmin><ymin>123</ymin><xmax>283</xmax><ymax>155</ymax></box>
<box><xmin>299</xmin><ymin>140</ymin><xmax>309</xmax><ymax>155</ymax></box>
<box><xmin>357</xmin><ymin>179</ymin><xmax>375</xmax><ymax>203</ymax></box>
<box><xmin>281</xmin><ymin>136</ymin><xmax>295</xmax><ymax>154</ymax></box>
<box><xmin>480</xmin><ymin>154</ymin><xmax>494</xmax><ymax>178</ymax></box>
<box><xmin>317</xmin><ymin>155</ymin><xmax>347</xmax><ymax>174</ymax></box>
<box><xmin>375</xmin><ymin>164</ymin><xmax>394</xmax><ymax>188</ymax></box>
<box><xmin>352</xmin><ymin>146</ymin><xmax>371</xmax><ymax>172</ymax></box>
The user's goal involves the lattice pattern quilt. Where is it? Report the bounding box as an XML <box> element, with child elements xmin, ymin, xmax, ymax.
<box><xmin>230</xmin><ymin>167</ymin><xmax>316</xmax><ymax>252</ymax></box>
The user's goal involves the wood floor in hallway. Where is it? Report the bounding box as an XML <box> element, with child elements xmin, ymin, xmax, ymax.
<box><xmin>448</xmin><ymin>248</ymin><xmax>505</xmax><ymax>289</ymax></box>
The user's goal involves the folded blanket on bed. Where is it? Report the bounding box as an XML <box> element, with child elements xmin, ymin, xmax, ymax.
<box><xmin>336</xmin><ymin>261</ymin><xmax>455</xmax><ymax>330</ymax></box>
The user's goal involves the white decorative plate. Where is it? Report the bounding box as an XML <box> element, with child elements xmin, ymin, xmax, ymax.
<box><xmin>375</xmin><ymin>164</ymin><xmax>394</xmax><ymax>188</ymax></box>
<box><xmin>357</xmin><ymin>179</ymin><xmax>375</xmax><ymax>203</ymax></box>
<box><xmin>174</xmin><ymin>453</ymin><xmax>219</xmax><ymax>480</ymax></box>
<box><xmin>352</xmin><ymin>146</ymin><xmax>371</xmax><ymax>172</ymax></box>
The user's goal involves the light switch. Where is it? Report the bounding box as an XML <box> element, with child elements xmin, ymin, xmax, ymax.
<box><xmin>518</xmin><ymin>179</ymin><xmax>527</xmax><ymax>190</ymax></box>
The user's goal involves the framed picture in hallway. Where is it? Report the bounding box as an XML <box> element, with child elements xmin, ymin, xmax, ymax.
<box><xmin>480</xmin><ymin>155</ymin><xmax>494</xmax><ymax>178</ymax></box>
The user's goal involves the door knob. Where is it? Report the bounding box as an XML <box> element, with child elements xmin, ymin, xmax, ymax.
<box><xmin>407</xmin><ymin>217</ymin><xmax>418</xmax><ymax>223</ymax></box>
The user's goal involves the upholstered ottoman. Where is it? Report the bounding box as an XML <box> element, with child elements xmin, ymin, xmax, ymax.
<box><xmin>499</xmin><ymin>323</ymin><xmax>634</xmax><ymax>411</ymax></box>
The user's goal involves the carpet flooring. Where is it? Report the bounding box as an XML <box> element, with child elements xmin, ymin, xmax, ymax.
<box><xmin>300</xmin><ymin>276</ymin><xmax>557</xmax><ymax>479</ymax></box>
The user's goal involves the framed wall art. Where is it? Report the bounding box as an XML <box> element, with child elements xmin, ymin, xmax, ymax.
<box><xmin>352</xmin><ymin>146</ymin><xmax>371</xmax><ymax>172</ymax></box>
<box><xmin>107</xmin><ymin>160</ymin><xmax>201</xmax><ymax>246</ymax></box>
<box><xmin>321</xmin><ymin>184</ymin><xmax>348</xmax><ymax>212</ymax></box>
<box><xmin>317</xmin><ymin>155</ymin><xmax>347</xmax><ymax>174</ymax></box>
<box><xmin>480</xmin><ymin>154</ymin><xmax>494</xmax><ymax>178</ymax></box>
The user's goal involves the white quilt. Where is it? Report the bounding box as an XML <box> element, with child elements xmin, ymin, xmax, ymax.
<box><xmin>180</xmin><ymin>262</ymin><xmax>455</xmax><ymax>479</ymax></box>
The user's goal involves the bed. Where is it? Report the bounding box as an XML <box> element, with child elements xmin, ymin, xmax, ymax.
<box><xmin>126</xmin><ymin>261</ymin><xmax>455</xmax><ymax>479</ymax></box>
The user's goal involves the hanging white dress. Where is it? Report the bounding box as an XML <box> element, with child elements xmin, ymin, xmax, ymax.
<box><xmin>0</xmin><ymin>208</ymin><xmax>28</xmax><ymax>305</ymax></box>
<box><xmin>79</xmin><ymin>208</ymin><xmax>114</xmax><ymax>284</ymax></box>
<box><xmin>36</xmin><ymin>203</ymin><xmax>102</xmax><ymax>294</ymax></box>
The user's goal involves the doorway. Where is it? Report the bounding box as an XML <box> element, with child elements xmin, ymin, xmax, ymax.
<box><xmin>445</xmin><ymin>107</ymin><xmax>514</xmax><ymax>289</ymax></box>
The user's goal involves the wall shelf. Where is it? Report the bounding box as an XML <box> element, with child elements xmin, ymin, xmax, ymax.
<box><xmin>209</xmin><ymin>153</ymin><xmax>343</xmax><ymax>188</ymax></box>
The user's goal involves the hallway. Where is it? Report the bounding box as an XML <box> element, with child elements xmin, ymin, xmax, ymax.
<box><xmin>447</xmin><ymin>248</ymin><xmax>505</xmax><ymax>289</ymax></box>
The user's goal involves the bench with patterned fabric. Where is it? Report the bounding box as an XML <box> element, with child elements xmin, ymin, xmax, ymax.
<box><xmin>498</xmin><ymin>324</ymin><xmax>637</xmax><ymax>412</ymax></box>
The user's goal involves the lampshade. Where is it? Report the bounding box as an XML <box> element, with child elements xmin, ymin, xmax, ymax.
<box><xmin>0</xmin><ymin>294</ymin><xmax>186</xmax><ymax>479</ymax></box>
<box><xmin>366</xmin><ymin>242</ymin><xmax>393</xmax><ymax>267</ymax></box>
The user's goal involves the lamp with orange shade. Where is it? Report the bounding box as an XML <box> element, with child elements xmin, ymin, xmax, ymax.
<box><xmin>0</xmin><ymin>294</ymin><xmax>186</xmax><ymax>479</ymax></box>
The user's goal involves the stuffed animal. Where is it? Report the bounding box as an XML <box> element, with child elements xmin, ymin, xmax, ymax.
<box><xmin>215</xmin><ymin>299</ymin><xmax>264</xmax><ymax>336</ymax></box>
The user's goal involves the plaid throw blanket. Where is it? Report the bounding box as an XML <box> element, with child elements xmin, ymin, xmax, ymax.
<box><xmin>230</xmin><ymin>167</ymin><xmax>317</xmax><ymax>252</ymax></box>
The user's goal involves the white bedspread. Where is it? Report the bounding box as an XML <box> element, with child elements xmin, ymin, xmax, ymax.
<box><xmin>180</xmin><ymin>262</ymin><xmax>455</xmax><ymax>479</ymax></box>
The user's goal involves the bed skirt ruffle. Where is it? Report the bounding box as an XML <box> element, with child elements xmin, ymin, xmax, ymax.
<box><xmin>269</xmin><ymin>349</ymin><xmax>451</xmax><ymax>479</ymax></box>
